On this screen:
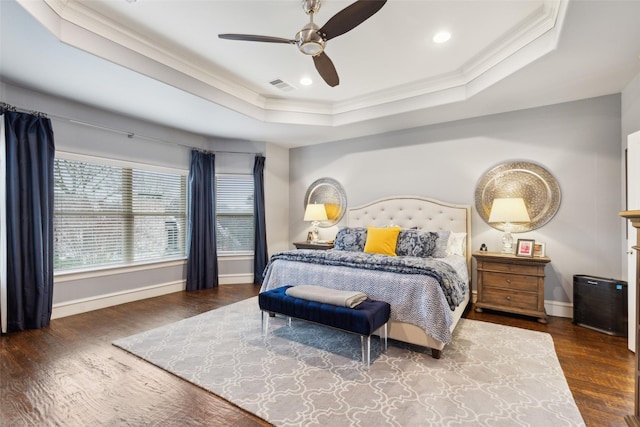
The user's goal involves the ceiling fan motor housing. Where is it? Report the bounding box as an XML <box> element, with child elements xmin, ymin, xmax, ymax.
<box><xmin>296</xmin><ymin>22</ymin><xmax>325</xmax><ymax>56</ymax></box>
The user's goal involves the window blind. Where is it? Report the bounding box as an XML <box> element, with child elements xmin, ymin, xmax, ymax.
<box><xmin>216</xmin><ymin>175</ymin><xmax>254</xmax><ymax>253</ymax></box>
<box><xmin>54</xmin><ymin>157</ymin><xmax>187</xmax><ymax>272</ymax></box>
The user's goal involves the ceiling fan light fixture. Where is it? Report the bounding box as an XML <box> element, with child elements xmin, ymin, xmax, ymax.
<box><xmin>299</xmin><ymin>41</ymin><xmax>324</xmax><ymax>55</ymax></box>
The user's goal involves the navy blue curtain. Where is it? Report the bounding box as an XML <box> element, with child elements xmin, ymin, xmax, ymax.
<box><xmin>253</xmin><ymin>156</ymin><xmax>268</xmax><ymax>285</ymax></box>
<box><xmin>186</xmin><ymin>150</ymin><xmax>218</xmax><ymax>291</ymax></box>
<box><xmin>3</xmin><ymin>110</ymin><xmax>55</xmax><ymax>332</ymax></box>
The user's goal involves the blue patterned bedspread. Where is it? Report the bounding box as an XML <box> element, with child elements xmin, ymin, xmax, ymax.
<box><xmin>260</xmin><ymin>250</ymin><xmax>469</xmax><ymax>344</ymax></box>
<box><xmin>264</xmin><ymin>250</ymin><xmax>466</xmax><ymax>310</ymax></box>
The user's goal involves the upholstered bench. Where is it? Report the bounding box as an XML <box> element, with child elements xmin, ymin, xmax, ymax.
<box><xmin>258</xmin><ymin>285</ymin><xmax>391</xmax><ymax>367</ymax></box>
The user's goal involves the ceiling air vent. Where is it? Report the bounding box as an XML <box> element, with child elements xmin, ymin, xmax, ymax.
<box><xmin>269</xmin><ymin>79</ymin><xmax>295</xmax><ymax>92</ymax></box>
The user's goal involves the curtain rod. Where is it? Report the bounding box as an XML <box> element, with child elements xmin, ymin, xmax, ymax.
<box><xmin>1</xmin><ymin>102</ymin><xmax>47</xmax><ymax>118</ymax></box>
<box><xmin>0</xmin><ymin>102</ymin><xmax>263</xmax><ymax>157</ymax></box>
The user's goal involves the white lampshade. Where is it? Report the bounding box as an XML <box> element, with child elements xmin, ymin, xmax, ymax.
<box><xmin>488</xmin><ymin>198</ymin><xmax>530</xmax><ymax>223</ymax></box>
<box><xmin>304</xmin><ymin>204</ymin><xmax>328</xmax><ymax>222</ymax></box>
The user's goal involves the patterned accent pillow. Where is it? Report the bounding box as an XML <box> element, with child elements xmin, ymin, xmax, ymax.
<box><xmin>333</xmin><ymin>227</ymin><xmax>368</xmax><ymax>251</ymax></box>
<box><xmin>396</xmin><ymin>229</ymin><xmax>438</xmax><ymax>258</ymax></box>
<box><xmin>432</xmin><ymin>230</ymin><xmax>451</xmax><ymax>258</ymax></box>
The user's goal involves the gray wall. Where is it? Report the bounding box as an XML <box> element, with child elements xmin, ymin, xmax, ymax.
<box><xmin>1</xmin><ymin>81</ymin><xmax>289</xmax><ymax>311</ymax></box>
<box><xmin>622</xmin><ymin>71</ymin><xmax>640</xmax><ymax>146</ymax></box>
<box><xmin>3</xmin><ymin>77</ymin><xmax>633</xmax><ymax>315</ymax></box>
<box><xmin>290</xmin><ymin>94</ymin><xmax>624</xmax><ymax>309</ymax></box>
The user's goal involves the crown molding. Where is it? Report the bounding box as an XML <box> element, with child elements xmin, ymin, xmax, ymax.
<box><xmin>20</xmin><ymin>0</ymin><xmax>566</xmax><ymax>128</ymax></box>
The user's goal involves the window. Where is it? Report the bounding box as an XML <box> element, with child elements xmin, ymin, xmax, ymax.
<box><xmin>216</xmin><ymin>175</ymin><xmax>254</xmax><ymax>253</ymax></box>
<box><xmin>54</xmin><ymin>154</ymin><xmax>187</xmax><ymax>272</ymax></box>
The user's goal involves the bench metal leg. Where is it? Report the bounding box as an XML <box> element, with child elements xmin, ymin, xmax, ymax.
<box><xmin>261</xmin><ymin>311</ymin><xmax>269</xmax><ymax>336</ymax></box>
<box><xmin>361</xmin><ymin>335</ymin><xmax>371</xmax><ymax>368</ymax></box>
<box><xmin>382</xmin><ymin>322</ymin><xmax>388</xmax><ymax>352</ymax></box>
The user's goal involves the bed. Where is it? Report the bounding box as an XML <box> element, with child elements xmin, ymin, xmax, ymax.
<box><xmin>260</xmin><ymin>195</ymin><xmax>472</xmax><ymax>358</ymax></box>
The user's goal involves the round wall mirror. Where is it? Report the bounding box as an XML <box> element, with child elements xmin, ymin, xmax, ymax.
<box><xmin>475</xmin><ymin>161</ymin><xmax>561</xmax><ymax>232</ymax></box>
<box><xmin>304</xmin><ymin>178</ymin><xmax>347</xmax><ymax>227</ymax></box>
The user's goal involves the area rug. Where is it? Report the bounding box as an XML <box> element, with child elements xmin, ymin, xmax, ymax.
<box><xmin>113</xmin><ymin>297</ymin><xmax>585</xmax><ymax>427</ymax></box>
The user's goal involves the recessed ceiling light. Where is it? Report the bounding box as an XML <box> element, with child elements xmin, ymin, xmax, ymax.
<box><xmin>433</xmin><ymin>31</ymin><xmax>451</xmax><ymax>44</ymax></box>
<box><xmin>300</xmin><ymin>77</ymin><xmax>313</xmax><ymax>86</ymax></box>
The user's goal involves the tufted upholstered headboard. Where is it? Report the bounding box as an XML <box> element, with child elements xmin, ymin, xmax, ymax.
<box><xmin>347</xmin><ymin>195</ymin><xmax>472</xmax><ymax>273</ymax></box>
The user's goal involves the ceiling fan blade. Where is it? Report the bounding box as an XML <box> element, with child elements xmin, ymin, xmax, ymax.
<box><xmin>313</xmin><ymin>52</ymin><xmax>339</xmax><ymax>87</ymax></box>
<box><xmin>319</xmin><ymin>0</ymin><xmax>387</xmax><ymax>41</ymax></box>
<box><xmin>218</xmin><ymin>34</ymin><xmax>296</xmax><ymax>44</ymax></box>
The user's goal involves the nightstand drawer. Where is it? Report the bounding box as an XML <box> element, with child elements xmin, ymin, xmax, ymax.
<box><xmin>482</xmin><ymin>287</ymin><xmax>538</xmax><ymax>310</ymax></box>
<box><xmin>482</xmin><ymin>261</ymin><xmax>539</xmax><ymax>276</ymax></box>
<box><xmin>483</xmin><ymin>271</ymin><xmax>538</xmax><ymax>292</ymax></box>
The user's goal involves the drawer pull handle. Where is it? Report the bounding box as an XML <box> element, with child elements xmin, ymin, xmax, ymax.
<box><xmin>506</xmin><ymin>279</ymin><xmax>511</xmax><ymax>284</ymax></box>
<box><xmin>506</xmin><ymin>296</ymin><xmax>511</xmax><ymax>301</ymax></box>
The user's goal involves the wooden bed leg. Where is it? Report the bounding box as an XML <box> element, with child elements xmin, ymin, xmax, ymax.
<box><xmin>431</xmin><ymin>349</ymin><xmax>442</xmax><ymax>359</ymax></box>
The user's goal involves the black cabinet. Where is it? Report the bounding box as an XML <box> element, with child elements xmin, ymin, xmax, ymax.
<box><xmin>573</xmin><ymin>274</ymin><xmax>628</xmax><ymax>336</ymax></box>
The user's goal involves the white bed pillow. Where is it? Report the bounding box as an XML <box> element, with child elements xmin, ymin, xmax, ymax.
<box><xmin>446</xmin><ymin>232</ymin><xmax>467</xmax><ymax>256</ymax></box>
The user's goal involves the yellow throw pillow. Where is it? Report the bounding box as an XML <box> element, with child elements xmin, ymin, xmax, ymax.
<box><xmin>364</xmin><ymin>226</ymin><xmax>402</xmax><ymax>256</ymax></box>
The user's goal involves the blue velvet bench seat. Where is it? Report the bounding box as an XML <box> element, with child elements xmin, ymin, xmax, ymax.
<box><xmin>258</xmin><ymin>285</ymin><xmax>391</xmax><ymax>367</ymax></box>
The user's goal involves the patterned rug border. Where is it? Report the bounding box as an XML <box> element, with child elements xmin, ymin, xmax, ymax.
<box><xmin>113</xmin><ymin>297</ymin><xmax>585</xmax><ymax>427</ymax></box>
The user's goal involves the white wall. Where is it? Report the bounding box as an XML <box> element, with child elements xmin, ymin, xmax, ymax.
<box><xmin>621</xmin><ymin>71</ymin><xmax>640</xmax><ymax>280</ymax></box>
<box><xmin>290</xmin><ymin>94</ymin><xmax>623</xmax><ymax>315</ymax></box>
<box><xmin>1</xmin><ymin>81</ymin><xmax>289</xmax><ymax>317</ymax></box>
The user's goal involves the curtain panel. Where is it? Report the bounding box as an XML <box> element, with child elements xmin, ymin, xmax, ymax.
<box><xmin>1</xmin><ymin>110</ymin><xmax>55</xmax><ymax>333</ymax></box>
<box><xmin>186</xmin><ymin>150</ymin><xmax>218</xmax><ymax>291</ymax></box>
<box><xmin>253</xmin><ymin>156</ymin><xmax>268</xmax><ymax>285</ymax></box>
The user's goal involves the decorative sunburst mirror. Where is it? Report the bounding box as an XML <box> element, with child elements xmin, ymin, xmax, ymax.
<box><xmin>304</xmin><ymin>178</ymin><xmax>347</xmax><ymax>227</ymax></box>
<box><xmin>476</xmin><ymin>161</ymin><xmax>561</xmax><ymax>232</ymax></box>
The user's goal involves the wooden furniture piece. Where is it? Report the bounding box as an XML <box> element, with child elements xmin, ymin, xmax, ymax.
<box><xmin>473</xmin><ymin>251</ymin><xmax>551</xmax><ymax>323</ymax></box>
<box><xmin>293</xmin><ymin>241</ymin><xmax>334</xmax><ymax>250</ymax></box>
<box><xmin>620</xmin><ymin>210</ymin><xmax>640</xmax><ymax>427</ymax></box>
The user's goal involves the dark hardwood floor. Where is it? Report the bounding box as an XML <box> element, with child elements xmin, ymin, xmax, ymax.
<box><xmin>1</xmin><ymin>284</ymin><xmax>634</xmax><ymax>426</ymax></box>
<box><xmin>465</xmin><ymin>307</ymin><xmax>633</xmax><ymax>427</ymax></box>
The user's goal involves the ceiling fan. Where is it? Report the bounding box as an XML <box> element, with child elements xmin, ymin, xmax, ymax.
<box><xmin>218</xmin><ymin>0</ymin><xmax>387</xmax><ymax>87</ymax></box>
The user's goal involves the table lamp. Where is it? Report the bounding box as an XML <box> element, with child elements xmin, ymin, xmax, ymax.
<box><xmin>304</xmin><ymin>203</ymin><xmax>327</xmax><ymax>242</ymax></box>
<box><xmin>488</xmin><ymin>198</ymin><xmax>531</xmax><ymax>253</ymax></box>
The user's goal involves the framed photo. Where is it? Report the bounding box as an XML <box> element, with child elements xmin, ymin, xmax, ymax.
<box><xmin>534</xmin><ymin>242</ymin><xmax>546</xmax><ymax>257</ymax></box>
<box><xmin>516</xmin><ymin>239</ymin><xmax>535</xmax><ymax>257</ymax></box>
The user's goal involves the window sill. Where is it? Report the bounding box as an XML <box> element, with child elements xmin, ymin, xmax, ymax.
<box><xmin>218</xmin><ymin>252</ymin><xmax>254</xmax><ymax>260</ymax></box>
<box><xmin>54</xmin><ymin>258</ymin><xmax>187</xmax><ymax>282</ymax></box>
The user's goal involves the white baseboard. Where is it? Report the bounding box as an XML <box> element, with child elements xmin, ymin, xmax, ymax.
<box><xmin>218</xmin><ymin>273</ymin><xmax>254</xmax><ymax>285</ymax></box>
<box><xmin>52</xmin><ymin>275</ymin><xmax>254</xmax><ymax>319</ymax></box>
<box><xmin>51</xmin><ymin>280</ymin><xmax>572</xmax><ymax>321</ymax></box>
<box><xmin>51</xmin><ymin>280</ymin><xmax>185</xmax><ymax>319</ymax></box>
<box><xmin>544</xmin><ymin>300</ymin><xmax>573</xmax><ymax>319</ymax></box>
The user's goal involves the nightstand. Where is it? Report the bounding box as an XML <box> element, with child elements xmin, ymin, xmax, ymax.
<box><xmin>293</xmin><ymin>241</ymin><xmax>334</xmax><ymax>250</ymax></box>
<box><xmin>473</xmin><ymin>251</ymin><xmax>551</xmax><ymax>323</ymax></box>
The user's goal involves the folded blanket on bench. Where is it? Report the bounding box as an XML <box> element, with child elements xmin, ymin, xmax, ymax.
<box><xmin>285</xmin><ymin>285</ymin><xmax>367</xmax><ymax>308</ymax></box>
